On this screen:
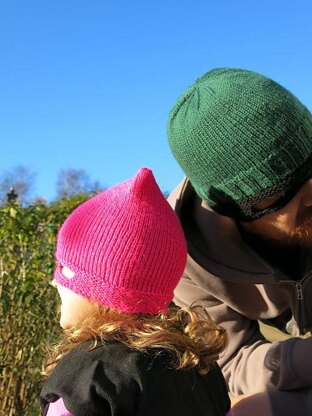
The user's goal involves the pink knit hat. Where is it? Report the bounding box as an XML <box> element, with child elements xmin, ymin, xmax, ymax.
<box><xmin>54</xmin><ymin>167</ymin><xmax>187</xmax><ymax>314</ymax></box>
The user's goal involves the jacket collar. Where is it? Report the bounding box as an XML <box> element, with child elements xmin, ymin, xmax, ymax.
<box><xmin>168</xmin><ymin>178</ymin><xmax>290</xmax><ymax>284</ymax></box>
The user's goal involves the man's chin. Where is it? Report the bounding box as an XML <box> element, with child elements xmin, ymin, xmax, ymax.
<box><xmin>256</xmin><ymin>231</ymin><xmax>312</xmax><ymax>249</ymax></box>
<box><xmin>289</xmin><ymin>226</ymin><xmax>312</xmax><ymax>247</ymax></box>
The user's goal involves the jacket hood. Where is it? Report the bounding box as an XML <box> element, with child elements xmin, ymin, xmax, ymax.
<box><xmin>168</xmin><ymin>178</ymin><xmax>287</xmax><ymax>285</ymax></box>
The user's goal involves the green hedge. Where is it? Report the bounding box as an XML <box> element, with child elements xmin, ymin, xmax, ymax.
<box><xmin>0</xmin><ymin>196</ymin><xmax>88</xmax><ymax>416</ymax></box>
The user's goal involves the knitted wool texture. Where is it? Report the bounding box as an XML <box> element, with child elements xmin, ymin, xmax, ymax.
<box><xmin>168</xmin><ymin>68</ymin><xmax>312</xmax><ymax>208</ymax></box>
<box><xmin>54</xmin><ymin>168</ymin><xmax>187</xmax><ymax>314</ymax></box>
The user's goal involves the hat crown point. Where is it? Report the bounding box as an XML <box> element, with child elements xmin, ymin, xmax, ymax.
<box><xmin>131</xmin><ymin>167</ymin><xmax>160</xmax><ymax>201</ymax></box>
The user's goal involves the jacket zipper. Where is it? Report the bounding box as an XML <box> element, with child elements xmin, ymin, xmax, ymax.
<box><xmin>282</xmin><ymin>272</ymin><xmax>312</xmax><ymax>334</ymax></box>
<box><xmin>293</xmin><ymin>271</ymin><xmax>312</xmax><ymax>333</ymax></box>
<box><xmin>296</xmin><ymin>282</ymin><xmax>303</xmax><ymax>300</ymax></box>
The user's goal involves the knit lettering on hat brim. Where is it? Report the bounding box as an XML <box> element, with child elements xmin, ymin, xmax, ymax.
<box><xmin>209</xmin><ymin>152</ymin><xmax>312</xmax><ymax>221</ymax></box>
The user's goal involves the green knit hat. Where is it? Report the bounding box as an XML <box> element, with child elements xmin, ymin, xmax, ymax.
<box><xmin>168</xmin><ymin>68</ymin><xmax>312</xmax><ymax>220</ymax></box>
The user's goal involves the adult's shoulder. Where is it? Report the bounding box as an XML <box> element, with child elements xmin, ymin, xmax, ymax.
<box><xmin>167</xmin><ymin>177</ymin><xmax>194</xmax><ymax>214</ymax></box>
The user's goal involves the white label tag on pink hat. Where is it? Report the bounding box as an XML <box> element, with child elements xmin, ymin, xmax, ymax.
<box><xmin>61</xmin><ymin>266</ymin><xmax>75</xmax><ymax>280</ymax></box>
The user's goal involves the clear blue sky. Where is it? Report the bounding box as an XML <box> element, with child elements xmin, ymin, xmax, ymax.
<box><xmin>0</xmin><ymin>0</ymin><xmax>311</xmax><ymax>201</ymax></box>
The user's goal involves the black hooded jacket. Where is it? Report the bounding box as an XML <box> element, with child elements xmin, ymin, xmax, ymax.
<box><xmin>41</xmin><ymin>341</ymin><xmax>230</xmax><ymax>416</ymax></box>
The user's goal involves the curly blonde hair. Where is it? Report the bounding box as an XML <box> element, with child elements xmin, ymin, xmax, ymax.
<box><xmin>43</xmin><ymin>304</ymin><xmax>227</xmax><ymax>377</ymax></box>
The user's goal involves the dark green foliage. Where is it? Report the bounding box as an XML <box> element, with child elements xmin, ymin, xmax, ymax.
<box><xmin>0</xmin><ymin>195</ymin><xmax>88</xmax><ymax>415</ymax></box>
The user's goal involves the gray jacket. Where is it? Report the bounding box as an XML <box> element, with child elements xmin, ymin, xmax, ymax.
<box><xmin>169</xmin><ymin>178</ymin><xmax>312</xmax><ymax>416</ymax></box>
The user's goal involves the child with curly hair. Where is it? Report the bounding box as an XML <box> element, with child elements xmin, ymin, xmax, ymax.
<box><xmin>41</xmin><ymin>167</ymin><xmax>231</xmax><ymax>416</ymax></box>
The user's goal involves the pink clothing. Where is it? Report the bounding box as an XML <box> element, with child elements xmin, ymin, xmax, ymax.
<box><xmin>54</xmin><ymin>167</ymin><xmax>187</xmax><ymax>314</ymax></box>
<box><xmin>46</xmin><ymin>398</ymin><xmax>74</xmax><ymax>416</ymax></box>
<box><xmin>46</xmin><ymin>397</ymin><xmax>233</xmax><ymax>416</ymax></box>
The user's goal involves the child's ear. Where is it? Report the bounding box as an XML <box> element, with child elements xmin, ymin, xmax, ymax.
<box><xmin>61</xmin><ymin>265</ymin><xmax>76</xmax><ymax>280</ymax></box>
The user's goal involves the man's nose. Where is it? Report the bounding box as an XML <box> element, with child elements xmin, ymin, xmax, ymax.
<box><xmin>301</xmin><ymin>179</ymin><xmax>312</xmax><ymax>207</ymax></box>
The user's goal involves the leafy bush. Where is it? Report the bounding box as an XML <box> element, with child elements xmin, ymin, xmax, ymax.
<box><xmin>0</xmin><ymin>195</ymin><xmax>88</xmax><ymax>416</ymax></box>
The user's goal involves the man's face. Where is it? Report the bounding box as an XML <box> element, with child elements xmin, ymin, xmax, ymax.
<box><xmin>241</xmin><ymin>179</ymin><xmax>312</xmax><ymax>247</ymax></box>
